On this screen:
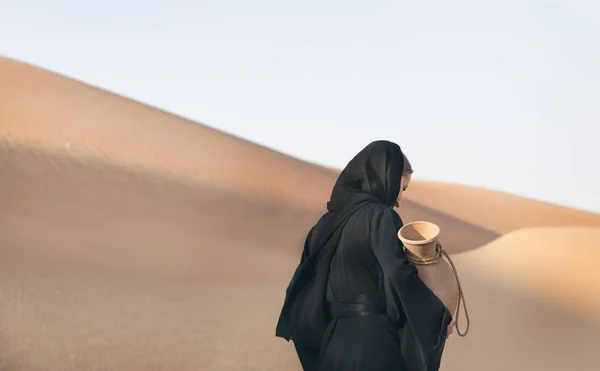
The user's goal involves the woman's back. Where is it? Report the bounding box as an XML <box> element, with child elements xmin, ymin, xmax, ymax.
<box><xmin>319</xmin><ymin>204</ymin><xmax>408</xmax><ymax>371</ymax></box>
<box><xmin>328</xmin><ymin>205</ymin><xmax>382</xmax><ymax>305</ymax></box>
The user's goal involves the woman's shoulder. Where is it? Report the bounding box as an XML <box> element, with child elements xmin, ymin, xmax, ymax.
<box><xmin>359</xmin><ymin>204</ymin><xmax>402</xmax><ymax>230</ymax></box>
<box><xmin>354</xmin><ymin>203</ymin><xmax>394</xmax><ymax>224</ymax></box>
<box><xmin>361</xmin><ymin>202</ymin><xmax>396</xmax><ymax>216</ymax></box>
<box><xmin>361</xmin><ymin>202</ymin><xmax>389</xmax><ymax>213</ymax></box>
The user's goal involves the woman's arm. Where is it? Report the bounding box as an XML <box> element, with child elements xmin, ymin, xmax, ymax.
<box><xmin>369</xmin><ymin>207</ymin><xmax>452</xmax><ymax>371</ymax></box>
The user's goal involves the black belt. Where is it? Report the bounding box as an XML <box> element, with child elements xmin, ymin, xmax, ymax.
<box><xmin>329</xmin><ymin>301</ymin><xmax>385</xmax><ymax>319</ymax></box>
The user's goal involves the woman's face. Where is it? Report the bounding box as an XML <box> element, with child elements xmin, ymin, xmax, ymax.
<box><xmin>394</xmin><ymin>173</ymin><xmax>411</xmax><ymax>209</ymax></box>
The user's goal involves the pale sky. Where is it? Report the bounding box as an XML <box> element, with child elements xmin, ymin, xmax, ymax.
<box><xmin>2</xmin><ymin>0</ymin><xmax>599</xmax><ymax>213</ymax></box>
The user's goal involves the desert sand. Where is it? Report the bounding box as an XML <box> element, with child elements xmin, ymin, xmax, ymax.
<box><xmin>1</xmin><ymin>57</ymin><xmax>600</xmax><ymax>371</ymax></box>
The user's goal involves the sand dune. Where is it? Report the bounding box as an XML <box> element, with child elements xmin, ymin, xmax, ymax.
<box><xmin>1</xmin><ymin>57</ymin><xmax>599</xmax><ymax>370</ymax></box>
<box><xmin>0</xmin><ymin>57</ymin><xmax>335</xmax><ymax>212</ymax></box>
<box><xmin>405</xmin><ymin>180</ymin><xmax>600</xmax><ymax>233</ymax></box>
<box><xmin>457</xmin><ymin>227</ymin><xmax>600</xmax><ymax>319</ymax></box>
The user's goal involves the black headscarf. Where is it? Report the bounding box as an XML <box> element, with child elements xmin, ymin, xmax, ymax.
<box><xmin>327</xmin><ymin>140</ymin><xmax>404</xmax><ymax>212</ymax></box>
<box><xmin>276</xmin><ymin>141</ymin><xmax>405</xmax><ymax>360</ymax></box>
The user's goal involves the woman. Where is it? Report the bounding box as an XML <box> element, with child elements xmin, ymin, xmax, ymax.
<box><xmin>276</xmin><ymin>140</ymin><xmax>452</xmax><ymax>371</ymax></box>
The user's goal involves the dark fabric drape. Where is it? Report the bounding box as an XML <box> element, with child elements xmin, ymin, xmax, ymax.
<box><xmin>276</xmin><ymin>141</ymin><xmax>451</xmax><ymax>371</ymax></box>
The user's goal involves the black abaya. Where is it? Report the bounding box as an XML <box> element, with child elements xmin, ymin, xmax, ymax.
<box><xmin>276</xmin><ymin>141</ymin><xmax>452</xmax><ymax>371</ymax></box>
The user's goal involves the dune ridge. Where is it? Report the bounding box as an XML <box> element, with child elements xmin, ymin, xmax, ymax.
<box><xmin>1</xmin><ymin>56</ymin><xmax>504</xmax><ymax>254</ymax></box>
<box><xmin>0</xmin><ymin>57</ymin><xmax>336</xmax><ymax>213</ymax></box>
<box><xmin>404</xmin><ymin>180</ymin><xmax>600</xmax><ymax>232</ymax></box>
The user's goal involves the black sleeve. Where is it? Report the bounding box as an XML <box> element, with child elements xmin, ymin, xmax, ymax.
<box><xmin>370</xmin><ymin>207</ymin><xmax>452</xmax><ymax>371</ymax></box>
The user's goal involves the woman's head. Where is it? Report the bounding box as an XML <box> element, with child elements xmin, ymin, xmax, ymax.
<box><xmin>394</xmin><ymin>154</ymin><xmax>413</xmax><ymax>208</ymax></box>
<box><xmin>329</xmin><ymin>140</ymin><xmax>406</xmax><ymax>209</ymax></box>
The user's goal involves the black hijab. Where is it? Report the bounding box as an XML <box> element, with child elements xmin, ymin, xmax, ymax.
<box><xmin>276</xmin><ymin>140</ymin><xmax>405</xmax><ymax>351</ymax></box>
<box><xmin>327</xmin><ymin>140</ymin><xmax>404</xmax><ymax>212</ymax></box>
